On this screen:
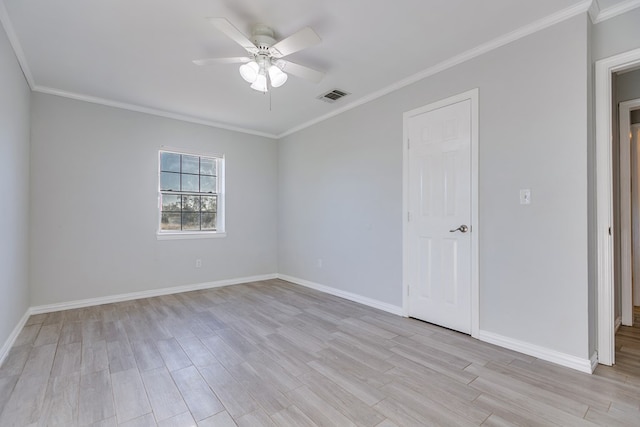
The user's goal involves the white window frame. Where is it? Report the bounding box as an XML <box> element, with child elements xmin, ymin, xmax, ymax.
<box><xmin>157</xmin><ymin>148</ymin><xmax>226</xmax><ymax>240</ymax></box>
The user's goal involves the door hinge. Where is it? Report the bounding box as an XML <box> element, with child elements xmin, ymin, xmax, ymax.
<box><xmin>609</xmin><ymin>227</ymin><xmax>612</xmax><ymax>236</ymax></box>
<box><xmin>407</xmin><ymin>211</ymin><xmax>411</xmax><ymax>222</ymax></box>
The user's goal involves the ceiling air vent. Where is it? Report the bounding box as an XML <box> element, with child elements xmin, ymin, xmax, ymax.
<box><xmin>317</xmin><ymin>89</ymin><xmax>350</xmax><ymax>103</ymax></box>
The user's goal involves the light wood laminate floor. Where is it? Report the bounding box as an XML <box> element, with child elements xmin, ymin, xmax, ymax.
<box><xmin>0</xmin><ymin>279</ymin><xmax>639</xmax><ymax>426</ymax></box>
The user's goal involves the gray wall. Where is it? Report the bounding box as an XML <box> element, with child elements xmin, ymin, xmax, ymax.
<box><xmin>0</xmin><ymin>25</ymin><xmax>30</xmax><ymax>347</ymax></box>
<box><xmin>279</xmin><ymin>15</ymin><xmax>591</xmax><ymax>358</ymax></box>
<box><xmin>29</xmin><ymin>94</ymin><xmax>278</xmax><ymax>306</ymax></box>
<box><xmin>617</xmin><ymin>68</ymin><xmax>640</xmax><ymax>103</ymax></box>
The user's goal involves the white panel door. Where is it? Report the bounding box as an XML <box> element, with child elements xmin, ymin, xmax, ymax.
<box><xmin>407</xmin><ymin>99</ymin><xmax>472</xmax><ymax>334</ymax></box>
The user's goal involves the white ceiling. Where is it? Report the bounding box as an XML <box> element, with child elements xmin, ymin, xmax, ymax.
<box><xmin>0</xmin><ymin>0</ymin><xmax>624</xmax><ymax>137</ymax></box>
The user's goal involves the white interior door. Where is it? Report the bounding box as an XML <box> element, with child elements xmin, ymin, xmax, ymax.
<box><xmin>407</xmin><ymin>99</ymin><xmax>472</xmax><ymax>334</ymax></box>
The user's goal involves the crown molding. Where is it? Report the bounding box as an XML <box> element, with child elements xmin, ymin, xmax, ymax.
<box><xmin>0</xmin><ymin>0</ymin><xmax>34</xmax><ymax>88</ymax></box>
<box><xmin>589</xmin><ymin>0</ymin><xmax>640</xmax><ymax>24</ymax></box>
<box><xmin>278</xmin><ymin>0</ymin><xmax>592</xmax><ymax>138</ymax></box>
<box><xmin>33</xmin><ymin>86</ymin><xmax>278</xmax><ymax>139</ymax></box>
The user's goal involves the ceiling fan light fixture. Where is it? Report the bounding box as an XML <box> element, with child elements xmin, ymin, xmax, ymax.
<box><xmin>239</xmin><ymin>61</ymin><xmax>259</xmax><ymax>83</ymax></box>
<box><xmin>268</xmin><ymin>65</ymin><xmax>288</xmax><ymax>88</ymax></box>
<box><xmin>250</xmin><ymin>73</ymin><xmax>268</xmax><ymax>92</ymax></box>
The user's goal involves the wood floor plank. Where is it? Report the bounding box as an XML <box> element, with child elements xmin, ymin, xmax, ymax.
<box><xmin>157</xmin><ymin>411</ymin><xmax>197</xmax><ymax>427</ymax></box>
<box><xmin>0</xmin><ymin>344</ymin><xmax>31</xmax><ymax>378</ymax></box>
<box><xmin>131</xmin><ymin>339</ymin><xmax>165</xmax><ymax>372</ymax></box>
<box><xmin>78</xmin><ymin>369</ymin><xmax>115</xmax><ymax>425</ymax></box>
<box><xmin>175</xmin><ymin>336</ymin><xmax>216</xmax><ymax>368</ymax></box>
<box><xmin>13</xmin><ymin>324</ymin><xmax>41</xmax><ymax>347</ymax></box>
<box><xmin>81</xmin><ymin>339</ymin><xmax>109</xmax><ymax>374</ymax></box>
<box><xmin>140</xmin><ymin>367</ymin><xmax>188</xmax><ymax>422</ymax></box>
<box><xmin>106</xmin><ymin>339</ymin><xmax>137</xmax><ymax>374</ymax></box>
<box><xmin>171</xmin><ymin>365</ymin><xmax>224</xmax><ymax>421</ymax></box>
<box><xmin>465</xmin><ymin>363</ymin><xmax>590</xmax><ymax>418</ymax></box>
<box><xmin>200</xmin><ymin>335</ymin><xmax>244</xmax><ymax>369</ymax></box>
<box><xmin>111</xmin><ymin>368</ymin><xmax>152</xmax><ymax>423</ymax></box>
<box><xmin>307</xmin><ymin>359</ymin><xmax>385</xmax><ymax>407</ymax></box>
<box><xmin>469</xmin><ymin>376</ymin><xmax>597</xmax><ymax>426</ymax></box>
<box><xmin>50</xmin><ymin>341</ymin><xmax>82</xmax><ymax>377</ymax></box>
<box><xmin>198</xmin><ymin>362</ymin><xmax>258</xmax><ymax>418</ymax></box>
<box><xmin>225</xmin><ymin>362</ymin><xmax>291</xmax><ymax>416</ymax></box>
<box><xmin>22</xmin><ymin>343</ymin><xmax>57</xmax><ymax>377</ymax></box>
<box><xmin>270</xmin><ymin>404</ymin><xmax>319</xmax><ymax>427</ymax></box>
<box><xmin>0</xmin><ymin>374</ymin><xmax>50</xmax><ymax>426</ymax></box>
<box><xmin>198</xmin><ymin>410</ymin><xmax>237</xmax><ymax>427</ymax></box>
<box><xmin>299</xmin><ymin>370</ymin><xmax>386</xmax><ymax>427</ymax></box>
<box><xmin>236</xmin><ymin>409</ymin><xmax>277</xmax><ymax>427</ymax></box>
<box><xmin>59</xmin><ymin>320</ymin><xmax>83</xmax><ymax>345</ymax></box>
<box><xmin>285</xmin><ymin>385</ymin><xmax>357</xmax><ymax>427</ymax></box>
<box><xmin>33</xmin><ymin>322</ymin><xmax>62</xmax><ymax>346</ymax></box>
<box><xmin>119</xmin><ymin>412</ymin><xmax>156</xmax><ymax>427</ymax></box>
<box><xmin>39</xmin><ymin>372</ymin><xmax>80</xmax><ymax>426</ymax></box>
<box><xmin>0</xmin><ymin>375</ymin><xmax>18</xmax><ymax>415</ymax></box>
<box><xmin>156</xmin><ymin>338</ymin><xmax>192</xmax><ymax>372</ymax></box>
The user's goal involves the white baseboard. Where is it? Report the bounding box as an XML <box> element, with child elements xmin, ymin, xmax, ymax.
<box><xmin>478</xmin><ymin>330</ymin><xmax>594</xmax><ymax>374</ymax></box>
<box><xmin>0</xmin><ymin>310</ymin><xmax>31</xmax><ymax>368</ymax></box>
<box><xmin>30</xmin><ymin>273</ymin><xmax>278</xmax><ymax>315</ymax></box>
<box><xmin>590</xmin><ymin>351</ymin><xmax>599</xmax><ymax>373</ymax></box>
<box><xmin>615</xmin><ymin>316</ymin><xmax>622</xmax><ymax>333</ymax></box>
<box><xmin>277</xmin><ymin>274</ymin><xmax>404</xmax><ymax>316</ymax></box>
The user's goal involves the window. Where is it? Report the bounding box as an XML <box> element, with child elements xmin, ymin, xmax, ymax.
<box><xmin>158</xmin><ymin>150</ymin><xmax>224</xmax><ymax>238</ymax></box>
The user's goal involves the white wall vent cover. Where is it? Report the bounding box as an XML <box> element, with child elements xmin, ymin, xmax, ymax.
<box><xmin>317</xmin><ymin>89</ymin><xmax>350</xmax><ymax>103</ymax></box>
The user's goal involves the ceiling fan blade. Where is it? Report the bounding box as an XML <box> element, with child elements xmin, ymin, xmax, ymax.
<box><xmin>207</xmin><ymin>17</ymin><xmax>258</xmax><ymax>54</ymax></box>
<box><xmin>271</xmin><ymin>27</ymin><xmax>321</xmax><ymax>58</ymax></box>
<box><xmin>193</xmin><ymin>57</ymin><xmax>251</xmax><ymax>66</ymax></box>
<box><xmin>277</xmin><ymin>60</ymin><xmax>324</xmax><ymax>83</ymax></box>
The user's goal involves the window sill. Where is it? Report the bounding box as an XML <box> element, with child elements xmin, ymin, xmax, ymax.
<box><xmin>157</xmin><ymin>231</ymin><xmax>227</xmax><ymax>241</ymax></box>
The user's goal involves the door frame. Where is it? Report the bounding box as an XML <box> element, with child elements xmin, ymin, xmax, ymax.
<box><xmin>402</xmin><ymin>88</ymin><xmax>479</xmax><ymax>338</ymax></box>
<box><xmin>620</xmin><ymin>98</ymin><xmax>640</xmax><ymax>327</ymax></box>
<box><xmin>595</xmin><ymin>47</ymin><xmax>640</xmax><ymax>366</ymax></box>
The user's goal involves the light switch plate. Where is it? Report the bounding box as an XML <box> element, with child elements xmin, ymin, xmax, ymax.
<box><xmin>520</xmin><ymin>189</ymin><xmax>531</xmax><ymax>205</ymax></box>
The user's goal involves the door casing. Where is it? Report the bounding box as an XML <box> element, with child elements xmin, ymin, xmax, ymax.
<box><xmin>402</xmin><ymin>88</ymin><xmax>479</xmax><ymax>338</ymax></box>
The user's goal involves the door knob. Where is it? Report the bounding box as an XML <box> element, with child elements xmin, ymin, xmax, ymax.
<box><xmin>449</xmin><ymin>225</ymin><xmax>469</xmax><ymax>233</ymax></box>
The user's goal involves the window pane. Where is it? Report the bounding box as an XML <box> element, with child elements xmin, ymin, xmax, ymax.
<box><xmin>202</xmin><ymin>213</ymin><xmax>216</xmax><ymax>230</ymax></box>
<box><xmin>182</xmin><ymin>213</ymin><xmax>200</xmax><ymax>230</ymax></box>
<box><xmin>200</xmin><ymin>158</ymin><xmax>216</xmax><ymax>176</ymax></box>
<box><xmin>200</xmin><ymin>176</ymin><xmax>216</xmax><ymax>193</ymax></box>
<box><xmin>160</xmin><ymin>152</ymin><xmax>180</xmax><ymax>172</ymax></box>
<box><xmin>182</xmin><ymin>155</ymin><xmax>199</xmax><ymax>174</ymax></box>
<box><xmin>182</xmin><ymin>195</ymin><xmax>200</xmax><ymax>212</ymax></box>
<box><xmin>182</xmin><ymin>174</ymin><xmax>199</xmax><ymax>192</ymax></box>
<box><xmin>160</xmin><ymin>213</ymin><xmax>181</xmax><ymax>230</ymax></box>
<box><xmin>161</xmin><ymin>194</ymin><xmax>181</xmax><ymax>212</ymax></box>
<box><xmin>160</xmin><ymin>172</ymin><xmax>180</xmax><ymax>191</ymax></box>
<box><xmin>201</xmin><ymin>196</ymin><xmax>217</xmax><ymax>212</ymax></box>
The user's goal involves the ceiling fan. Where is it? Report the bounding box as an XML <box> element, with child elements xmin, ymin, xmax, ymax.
<box><xmin>193</xmin><ymin>18</ymin><xmax>324</xmax><ymax>92</ymax></box>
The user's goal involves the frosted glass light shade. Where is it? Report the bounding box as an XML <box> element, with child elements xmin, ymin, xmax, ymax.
<box><xmin>268</xmin><ymin>66</ymin><xmax>288</xmax><ymax>88</ymax></box>
<box><xmin>250</xmin><ymin>73</ymin><xmax>268</xmax><ymax>92</ymax></box>
<box><xmin>239</xmin><ymin>61</ymin><xmax>259</xmax><ymax>83</ymax></box>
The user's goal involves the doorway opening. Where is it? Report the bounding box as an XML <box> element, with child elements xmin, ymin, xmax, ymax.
<box><xmin>595</xmin><ymin>48</ymin><xmax>640</xmax><ymax>366</ymax></box>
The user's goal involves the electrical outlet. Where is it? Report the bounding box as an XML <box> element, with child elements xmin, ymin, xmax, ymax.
<box><xmin>195</xmin><ymin>258</ymin><xmax>202</xmax><ymax>268</ymax></box>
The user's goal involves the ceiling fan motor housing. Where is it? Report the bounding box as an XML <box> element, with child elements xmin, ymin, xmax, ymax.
<box><xmin>251</xmin><ymin>24</ymin><xmax>276</xmax><ymax>51</ymax></box>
